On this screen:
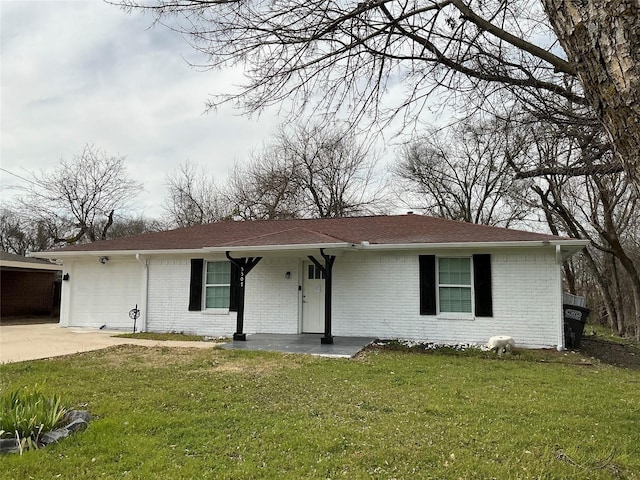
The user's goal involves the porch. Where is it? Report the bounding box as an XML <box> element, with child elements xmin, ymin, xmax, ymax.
<box><xmin>219</xmin><ymin>333</ymin><xmax>376</xmax><ymax>358</ymax></box>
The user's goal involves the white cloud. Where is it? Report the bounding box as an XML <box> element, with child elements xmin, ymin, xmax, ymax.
<box><xmin>0</xmin><ymin>0</ymin><xmax>281</xmax><ymax>218</ymax></box>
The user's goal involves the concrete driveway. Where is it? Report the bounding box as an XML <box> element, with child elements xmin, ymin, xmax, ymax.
<box><xmin>0</xmin><ymin>324</ymin><xmax>218</xmax><ymax>364</ymax></box>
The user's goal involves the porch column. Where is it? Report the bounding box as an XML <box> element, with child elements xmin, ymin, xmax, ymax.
<box><xmin>307</xmin><ymin>248</ymin><xmax>336</xmax><ymax>345</ymax></box>
<box><xmin>226</xmin><ymin>252</ymin><xmax>262</xmax><ymax>341</ymax></box>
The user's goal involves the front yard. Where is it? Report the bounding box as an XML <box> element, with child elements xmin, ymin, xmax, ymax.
<box><xmin>1</xmin><ymin>343</ymin><xmax>638</xmax><ymax>479</ymax></box>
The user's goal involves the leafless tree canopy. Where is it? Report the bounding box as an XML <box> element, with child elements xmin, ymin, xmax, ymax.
<box><xmin>510</xmin><ymin>121</ymin><xmax>640</xmax><ymax>339</ymax></box>
<box><xmin>121</xmin><ymin>0</ymin><xmax>573</xmax><ymax>116</ymax></box>
<box><xmin>394</xmin><ymin>119</ymin><xmax>530</xmax><ymax>227</ymax></box>
<box><xmin>164</xmin><ymin>160</ymin><xmax>230</xmax><ymax>227</ymax></box>
<box><xmin>119</xmin><ymin>0</ymin><xmax>638</xmax><ymax>182</ymax></box>
<box><xmin>0</xmin><ymin>208</ymin><xmax>53</xmax><ymax>255</ymax></box>
<box><xmin>15</xmin><ymin>144</ymin><xmax>142</xmax><ymax>245</ymax></box>
<box><xmin>228</xmin><ymin>124</ymin><xmax>388</xmax><ymax>219</ymax></box>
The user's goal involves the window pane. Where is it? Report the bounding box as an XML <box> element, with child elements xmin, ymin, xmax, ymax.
<box><xmin>439</xmin><ymin>287</ymin><xmax>472</xmax><ymax>313</ymax></box>
<box><xmin>439</xmin><ymin>258</ymin><xmax>471</xmax><ymax>285</ymax></box>
<box><xmin>206</xmin><ymin>286</ymin><xmax>230</xmax><ymax>308</ymax></box>
<box><xmin>206</xmin><ymin>262</ymin><xmax>230</xmax><ymax>285</ymax></box>
<box><xmin>308</xmin><ymin>264</ymin><xmax>325</xmax><ymax>279</ymax></box>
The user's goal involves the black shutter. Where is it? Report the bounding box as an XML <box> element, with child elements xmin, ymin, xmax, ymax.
<box><xmin>473</xmin><ymin>254</ymin><xmax>493</xmax><ymax>317</ymax></box>
<box><xmin>419</xmin><ymin>255</ymin><xmax>437</xmax><ymax>315</ymax></box>
<box><xmin>188</xmin><ymin>259</ymin><xmax>204</xmax><ymax>311</ymax></box>
<box><xmin>229</xmin><ymin>262</ymin><xmax>240</xmax><ymax>312</ymax></box>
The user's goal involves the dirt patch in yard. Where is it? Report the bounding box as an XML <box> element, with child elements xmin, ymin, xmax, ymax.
<box><xmin>578</xmin><ymin>336</ymin><xmax>640</xmax><ymax>370</ymax></box>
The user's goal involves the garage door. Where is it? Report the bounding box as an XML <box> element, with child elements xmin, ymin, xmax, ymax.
<box><xmin>68</xmin><ymin>261</ymin><xmax>142</xmax><ymax>329</ymax></box>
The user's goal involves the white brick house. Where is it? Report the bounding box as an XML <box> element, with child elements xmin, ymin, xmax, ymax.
<box><xmin>34</xmin><ymin>215</ymin><xmax>587</xmax><ymax>349</ymax></box>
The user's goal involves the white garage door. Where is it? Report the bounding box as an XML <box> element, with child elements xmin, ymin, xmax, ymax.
<box><xmin>68</xmin><ymin>261</ymin><xmax>142</xmax><ymax>329</ymax></box>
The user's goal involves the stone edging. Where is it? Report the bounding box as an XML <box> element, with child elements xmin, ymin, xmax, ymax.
<box><xmin>0</xmin><ymin>410</ymin><xmax>90</xmax><ymax>454</ymax></box>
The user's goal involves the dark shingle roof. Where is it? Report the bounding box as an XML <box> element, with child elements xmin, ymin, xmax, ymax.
<box><xmin>1</xmin><ymin>251</ymin><xmax>62</xmax><ymax>270</ymax></box>
<box><xmin>46</xmin><ymin>215</ymin><xmax>567</xmax><ymax>253</ymax></box>
<box><xmin>1</xmin><ymin>251</ymin><xmax>56</xmax><ymax>265</ymax></box>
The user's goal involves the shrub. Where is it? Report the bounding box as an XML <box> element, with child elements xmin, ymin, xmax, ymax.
<box><xmin>0</xmin><ymin>385</ymin><xmax>67</xmax><ymax>452</ymax></box>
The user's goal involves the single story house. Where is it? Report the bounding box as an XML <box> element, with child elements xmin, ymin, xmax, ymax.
<box><xmin>1</xmin><ymin>251</ymin><xmax>62</xmax><ymax>318</ymax></box>
<box><xmin>33</xmin><ymin>214</ymin><xmax>588</xmax><ymax>349</ymax></box>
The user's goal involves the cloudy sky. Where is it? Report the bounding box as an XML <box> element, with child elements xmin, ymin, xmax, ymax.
<box><xmin>0</xmin><ymin>0</ymin><xmax>286</xmax><ymax>218</ymax></box>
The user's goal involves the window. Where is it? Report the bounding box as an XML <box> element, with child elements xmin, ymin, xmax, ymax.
<box><xmin>308</xmin><ymin>263</ymin><xmax>325</xmax><ymax>279</ymax></box>
<box><xmin>419</xmin><ymin>254</ymin><xmax>492</xmax><ymax>317</ymax></box>
<box><xmin>438</xmin><ymin>257</ymin><xmax>472</xmax><ymax>313</ymax></box>
<box><xmin>205</xmin><ymin>261</ymin><xmax>231</xmax><ymax>309</ymax></box>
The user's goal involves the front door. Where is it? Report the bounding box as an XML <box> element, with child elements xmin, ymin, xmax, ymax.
<box><xmin>302</xmin><ymin>262</ymin><xmax>325</xmax><ymax>333</ymax></box>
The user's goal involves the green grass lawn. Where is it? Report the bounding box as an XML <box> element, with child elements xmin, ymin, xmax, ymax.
<box><xmin>1</xmin><ymin>345</ymin><xmax>638</xmax><ymax>479</ymax></box>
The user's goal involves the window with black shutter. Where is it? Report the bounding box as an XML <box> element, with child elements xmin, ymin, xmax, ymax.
<box><xmin>419</xmin><ymin>255</ymin><xmax>437</xmax><ymax>315</ymax></box>
<box><xmin>188</xmin><ymin>259</ymin><xmax>204</xmax><ymax>311</ymax></box>
<box><xmin>473</xmin><ymin>254</ymin><xmax>493</xmax><ymax>317</ymax></box>
<box><xmin>229</xmin><ymin>262</ymin><xmax>240</xmax><ymax>312</ymax></box>
<box><xmin>419</xmin><ymin>254</ymin><xmax>493</xmax><ymax>317</ymax></box>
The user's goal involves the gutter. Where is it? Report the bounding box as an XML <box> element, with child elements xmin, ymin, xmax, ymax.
<box><xmin>30</xmin><ymin>239</ymin><xmax>589</xmax><ymax>260</ymax></box>
<box><xmin>29</xmin><ymin>243</ymin><xmax>355</xmax><ymax>260</ymax></box>
<box><xmin>354</xmin><ymin>239</ymin><xmax>589</xmax><ymax>258</ymax></box>
<box><xmin>29</xmin><ymin>248</ymin><xmax>211</xmax><ymax>260</ymax></box>
<box><xmin>203</xmin><ymin>242</ymin><xmax>352</xmax><ymax>255</ymax></box>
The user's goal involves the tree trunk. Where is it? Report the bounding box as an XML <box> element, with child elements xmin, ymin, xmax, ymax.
<box><xmin>611</xmin><ymin>254</ymin><xmax>626</xmax><ymax>335</ymax></box>
<box><xmin>583</xmin><ymin>248</ymin><xmax>619</xmax><ymax>333</ymax></box>
<box><xmin>563</xmin><ymin>260</ymin><xmax>577</xmax><ymax>294</ymax></box>
<box><xmin>543</xmin><ymin>0</ymin><xmax>640</xmax><ymax>184</ymax></box>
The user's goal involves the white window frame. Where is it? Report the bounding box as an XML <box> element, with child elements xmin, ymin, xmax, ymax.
<box><xmin>203</xmin><ymin>260</ymin><xmax>231</xmax><ymax>312</ymax></box>
<box><xmin>436</xmin><ymin>256</ymin><xmax>474</xmax><ymax>318</ymax></box>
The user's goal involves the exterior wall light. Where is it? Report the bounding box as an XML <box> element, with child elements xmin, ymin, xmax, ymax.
<box><xmin>284</xmin><ymin>271</ymin><xmax>291</xmax><ymax>279</ymax></box>
<box><xmin>99</xmin><ymin>257</ymin><xmax>109</xmax><ymax>264</ymax></box>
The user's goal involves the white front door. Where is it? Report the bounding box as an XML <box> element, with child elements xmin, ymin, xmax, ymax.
<box><xmin>302</xmin><ymin>262</ymin><xmax>325</xmax><ymax>333</ymax></box>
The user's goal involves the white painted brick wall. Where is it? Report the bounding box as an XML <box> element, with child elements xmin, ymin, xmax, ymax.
<box><xmin>332</xmin><ymin>249</ymin><xmax>561</xmax><ymax>348</ymax></box>
<box><xmin>146</xmin><ymin>257</ymin><xmax>235</xmax><ymax>336</ymax></box>
<box><xmin>245</xmin><ymin>258</ymin><xmax>300</xmax><ymax>334</ymax></box>
<box><xmin>64</xmin><ymin>247</ymin><xmax>563</xmax><ymax>348</ymax></box>
<box><xmin>146</xmin><ymin>256</ymin><xmax>300</xmax><ymax>337</ymax></box>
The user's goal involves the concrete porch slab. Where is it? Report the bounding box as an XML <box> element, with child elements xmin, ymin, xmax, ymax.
<box><xmin>218</xmin><ymin>333</ymin><xmax>376</xmax><ymax>358</ymax></box>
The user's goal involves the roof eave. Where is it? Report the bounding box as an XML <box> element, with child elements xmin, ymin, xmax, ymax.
<box><xmin>0</xmin><ymin>260</ymin><xmax>63</xmax><ymax>271</ymax></box>
<box><xmin>203</xmin><ymin>242</ymin><xmax>353</xmax><ymax>256</ymax></box>
<box><xmin>29</xmin><ymin>248</ymin><xmax>209</xmax><ymax>260</ymax></box>
<box><xmin>30</xmin><ymin>239</ymin><xmax>589</xmax><ymax>260</ymax></box>
<box><xmin>357</xmin><ymin>239</ymin><xmax>590</xmax><ymax>253</ymax></box>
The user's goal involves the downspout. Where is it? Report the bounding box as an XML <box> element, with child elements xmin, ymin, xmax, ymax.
<box><xmin>555</xmin><ymin>245</ymin><xmax>565</xmax><ymax>351</ymax></box>
<box><xmin>136</xmin><ymin>254</ymin><xmax>149</xmax><ymax>332</ymax></box>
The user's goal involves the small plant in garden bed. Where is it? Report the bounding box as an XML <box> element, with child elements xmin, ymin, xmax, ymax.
<box><xmin>0</xmin><ymin>385</ymin><xmax>67</xmax><ymax>453</ymax></box>
<box><xmin>372</xmin><ymin>339</ymin><xmax>488</xmax><ymax>356</ymax></box>
<box><xmin>370</xmin><ymin>339</ymin><xmax>598</xmax><ymax>365</ymax></box>
<box><xmin>113</xmin><ymin>332</ymin><xmax>226</xmax><ymax>342</ymax></box>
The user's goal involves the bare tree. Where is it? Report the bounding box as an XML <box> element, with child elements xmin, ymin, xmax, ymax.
<box><xmin>15</xmin><ymin>144</ymin><xmax>142</xmax><ymax>245</ymax></box>
<box><xmin>0</xmin><ymin>207</ymin><xmax>53</xmax><ymax>255</ymax></box>
<box><xmin>512</xmin><ymin>122</ymin><xmax>640</xmax><ymax>339</ymax></box>
<box><xmin>542</xmin><ymin>1</ymin><xmax>640</xmax><ymax>182</ymax></box>
<box><xmin>119</xmin><ymin>0</ymin><xmax>639</xmax><ymax>182</ymax></box>
<box><xmin>101</xmin><ymin>216</ymin><xmax>167</xmax><ymax>238</ymax></box>
<box><xmin>279</xmin><ymin>124</ymin><xmax>386</xmax><ymax>218</ymax></box>
<box><xmin>228</xmin><ymin>124</ymin><xmax>387</xmax><ymax>219</ymax></box>
<box><xmin>394</xmin><ymin>119</ymin><xmax>530</xmax><ymax>227</ymax></box>
<box><xmin>164</xmin><ymin>161</ymin><xmax>230</xmax><ymax>227</ymax></box>
<box><xmin>227</xmin><ymin>149</ymin><xmax>302</xmax><ymax>220</ymax></box>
